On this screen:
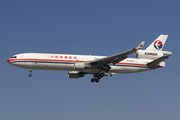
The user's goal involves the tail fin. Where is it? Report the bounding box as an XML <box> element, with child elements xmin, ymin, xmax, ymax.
<box><xmin>145</xmin><ymin>35</ymin><xmax>168</xmax><ymax>51</ymax></box>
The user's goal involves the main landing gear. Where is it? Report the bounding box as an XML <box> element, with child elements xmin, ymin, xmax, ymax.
<box><xmin>91</xmin><ymin>66</ymin><xmax>107</xmax><ymax>83</ymax></box>
<box><xmin>28</xmin><ymin>69</ymin><xmax>32</xmax><ymax>77</ymax></box>
<box><xmin>91</xmin><ymin>73</ymin><xmax>105</xmax><ymax>83</ymax></box>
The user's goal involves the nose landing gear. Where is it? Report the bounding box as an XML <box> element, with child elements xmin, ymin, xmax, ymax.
<box><xmin>28</xmin><ymin>69</ymin><xmax>32</xmax><ymax>77</ymax></box>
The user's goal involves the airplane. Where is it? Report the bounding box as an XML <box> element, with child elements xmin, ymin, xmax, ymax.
<box><xmin>8</xmin><ymin>35</ymin><xmax>172</xmax><ymax>83</ymax></box>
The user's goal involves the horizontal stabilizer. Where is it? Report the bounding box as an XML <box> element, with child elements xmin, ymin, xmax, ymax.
<box><xmin>147</xmin><ymin>56</ymin><xmax>169</xmax><ymax>66</ymax></box>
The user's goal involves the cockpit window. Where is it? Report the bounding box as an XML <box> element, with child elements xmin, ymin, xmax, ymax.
<box><xmin>11</xmin><ymin>56</ymin><xmax>17</xmax><ymax>58</ymax></box>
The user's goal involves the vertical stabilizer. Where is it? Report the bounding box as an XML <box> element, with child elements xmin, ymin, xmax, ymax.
<box><xmin>145</xmin><ymin>35</ymin><xmax>168</xmax><ymax>51</ymax></box>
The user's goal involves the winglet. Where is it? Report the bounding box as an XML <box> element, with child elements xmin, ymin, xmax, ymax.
<box><xmin>136</xmin><ymin>41</ymin><xmax>145</xmax><ymax>50</ymax></box>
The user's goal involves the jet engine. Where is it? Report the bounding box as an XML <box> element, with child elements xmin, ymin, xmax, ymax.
<box><xmin>68</xmin><ymin>71</ymin><xmax>84</xmax><ymax>78</ymax></box>
<box><xmin>135</xmin><ymin>50</ymin><xmax>163</xmax><ymax>60</ymax></box>
<box><xmin>74</xmin><ymin>62</ymin><xmax>85</xmax><ymax>70</ymax></box>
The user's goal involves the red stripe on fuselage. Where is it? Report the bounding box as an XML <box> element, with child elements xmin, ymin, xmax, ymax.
<box><xmin>8</xmin><ymin>58</ymin><xmax>163</xmax><ymax>68</ymax></box>
<box><xmin>8</xmin><ymin>58</ymin><xmax>86</xmax><ymax>63</ymax></box>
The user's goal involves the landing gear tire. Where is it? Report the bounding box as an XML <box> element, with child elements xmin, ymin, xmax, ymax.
<box><xmin>91</xmin><ymin>78</ymin><xmax>95</xmax><ymax>83</ymax></box>
<box><xmin>91</xmin><ymin>78</ymin><xmax>100</xmax><ymax>83</ymax></box>
<box><xmin>28</xmin><ymin>69</ymin><xmax>32</xmax><ymax>77</ymax></box>
<box><xmin>100</xmin><ymin>73</ymin><xmax>104</xmax><ymax>77</ymax></box>
<box><xmin>29</xmin><ymin>74</ymin><xmax>32</xmax><ymax>77</ymax></box>
<box><xmin>95</xmin><ymin>79</ymin><xmax>99</xmax><ymax>83</ymax></box>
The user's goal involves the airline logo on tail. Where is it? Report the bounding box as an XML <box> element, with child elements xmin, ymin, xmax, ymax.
<box><xmin>154</xmin><ymin>40</ymin><xmax>163</xmax><ymax>50</ymax></box>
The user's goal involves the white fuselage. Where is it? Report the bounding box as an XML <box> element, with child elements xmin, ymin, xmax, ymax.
<box><xmin>8</xmin><ymin>53</ymin><xmax>164</xmax><ymax>74</ymax></box>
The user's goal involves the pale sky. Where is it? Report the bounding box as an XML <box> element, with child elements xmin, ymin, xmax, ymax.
<box><xmin>1</xmin><ymin>0</ymin><xmax>180</xmax><ymax>120</ymax></box>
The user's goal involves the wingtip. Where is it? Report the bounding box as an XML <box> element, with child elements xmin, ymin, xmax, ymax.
<box><xmin>137</xmin><ymin>41</ymin><xmax>145</xmax><ymax>50</ymax></box>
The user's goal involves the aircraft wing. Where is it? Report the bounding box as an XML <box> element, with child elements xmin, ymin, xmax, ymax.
<box><xmin>88</xmin><ymin>41</ymin><xmax>145</xmax><ymax>66</ymax></box>
<box><xmin>147</xmin><ymin>56</ymin><xmax>169</xmax><ymax>66</ymax></box>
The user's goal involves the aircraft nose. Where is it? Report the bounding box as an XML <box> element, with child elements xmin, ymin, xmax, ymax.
<box><xmin>7</xmin><ymin>59</ymin><xmax>11</xmax><ymax>64</ymax></box>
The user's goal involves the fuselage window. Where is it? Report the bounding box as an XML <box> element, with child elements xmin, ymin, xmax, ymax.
<box><xmin>11</xmin><ymin>56</ymin><xmax>17</xmax><ymax>58</ymax></box>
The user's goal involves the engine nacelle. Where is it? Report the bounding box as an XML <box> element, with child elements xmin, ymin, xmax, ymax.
<box><xmin>135</xmin><ymin>50</ymin><xmax>163</xmax><ymax>60</ymax></box>
<box><xmin>68</xmin><ymin>71</ymin><xmax>84</xmax><ymax>78</ymax></box>
<box><xmin>74</xmin><ymin>62</ymin><xmax>85</xmax><ymax>70</ymax></box>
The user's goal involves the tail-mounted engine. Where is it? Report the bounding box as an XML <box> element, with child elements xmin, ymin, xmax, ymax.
<box><xmin>135</xmin><ymin>50</ymin><xmax>163</xmax><ymax>60</ymax></box>
<box><xmin>135</xmin><ymin>50</ymin><xmax>172</xmax><ymax>60</ymax></box>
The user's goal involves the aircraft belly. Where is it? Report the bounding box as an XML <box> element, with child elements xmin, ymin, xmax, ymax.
<box><xmin>109</xmin><ymin>65</ymin><xmax>151</xmax><ymax>73</ymax></box>
<box><xmin>77</xmin><ymin>65</ymin><xmax>151</xmax><ymax>74</ymax></box>
<box><xmin>11</xmin><ymin>61</ymin><xmax>151</xmax><ymax>74</ymax></box>
<box><xmin>11</xmin><ymin>62</ymin><xmax>74</xmax><ymax>71</ymax></box>
<box><xmin>11</xmin><ymin>62</ymin><xmax>33</xmax><ymax>69</ymax></box>
<box><xmin>31</xmin><ymin>63</ymin><xmax>74</xmax><ymax>70</ymax></box>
